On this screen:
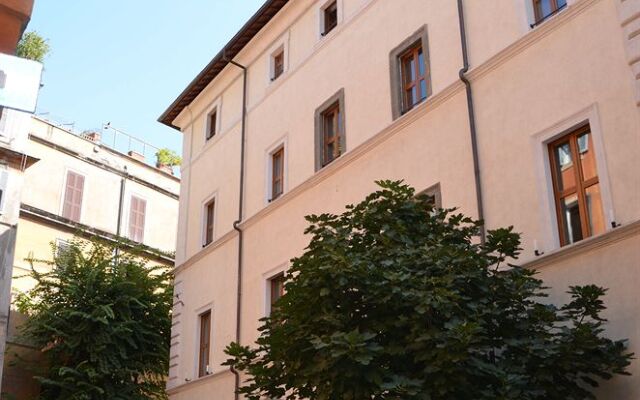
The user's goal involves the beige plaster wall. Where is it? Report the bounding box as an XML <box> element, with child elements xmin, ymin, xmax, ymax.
<box><xmin>167</xmin><ymin>0</ymin><xmax>640</xmax><ymax>397</ymax></box>
<box><xmin>23</xmin><ymin>118</ymin><xmax>180</xmax><ymax>252</ymax></box>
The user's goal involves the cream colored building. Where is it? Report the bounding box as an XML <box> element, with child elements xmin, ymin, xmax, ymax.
<box><xmin>2</xmin><ymin>116</ymin><xmax>180</xmax><ymax>399</ymax></box>
<box><xmin>160</xmin><ymin>0</ymin><xmax>640</xmax><ymax>398</ymax></box>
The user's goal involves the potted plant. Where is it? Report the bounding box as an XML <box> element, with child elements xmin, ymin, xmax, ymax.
<box><xmin>155</xmin><ymin>148</ymin><xmax>181</xmax><ymax>175</ymax></box>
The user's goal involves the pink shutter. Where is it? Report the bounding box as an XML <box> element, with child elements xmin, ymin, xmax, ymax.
<box><xmin>62</xmin><ymin>172</ymin><xmax>84</xmax><ymax>222</ymax></box>
<box><xmin>129</xmin><ymin>196</ymin><xmax>146</xmax><ymax>242</ymax></box>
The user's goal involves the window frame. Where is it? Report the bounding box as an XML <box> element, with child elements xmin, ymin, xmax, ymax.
<box><xmin>265</xmin><ymin>269</ymin><xmax>287</xmax><ymax>317</ymax></box>
<box><xmin>270</xmin><ymin>146</ymin><xmax>285</xmax><ymax>201</ymax></box>
<box><xmin>531</xmin><ymin>0</ymin><xmax>567</xmax><ymax>26</ymax></box>
<box><xmin>389</xmin><ymin>25</ymin><xmax>432</xmax><ymax>120</ymax></box>
<box><xmin>197</xmin><ymin>310</ymin><xmax>212</xmax><ymax>378</ymax></box>
<box><xmin>202</xmin><ymin>196</ymin><xmax>216</xmax><ymax>247</ymax></box>
<box><xmin>271</xmin><ymin>47</ymin><xmax>285</xmax><ymax>81</ymax></box>
<box><xmin>205</xmin><ymin>108</ymin><xmax>218</xmax><ymax>141</ymax></box>
<box><xmin>318</xmin><ymin>0</ymin><xmax>342</xmax><ymax>40</ymax></box>
<box><xmin>314</xmin><ymin>89</ymin><xmax>346</xmax><ymax>171</ymax></box>
<box><xmin>127</xmin><ymin>194</ymin><xmax>147</xmax><ymax>243</ymax></box>
<box><xmin>267</xmin><ymin>272</ymin><xmax>286</xmax><ymax>316</ymax></box>
<box><xmin>418</xmin><ymin>183</ymin><xmax>442</xmax><ymax>210</ymax></box>
<box><xmin>548</xmin><ymin>124</ymin><xmax>604</xmax><ymax>246</ymax></box>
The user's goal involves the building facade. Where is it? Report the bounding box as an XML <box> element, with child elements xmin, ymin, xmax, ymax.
<box><xmin>0</xmin><ymin>0</ymin><xmax>39</xmax><ymax>395</ymax></box>
<box><xmin>161</xmin><ymin>0</ymin><xmax>640</xmax><ymax>398</ymax></box>
<box><xmin>1</xmin><ymin>116</ymin><xmax>180</xmax><ymax>399</ymax></box>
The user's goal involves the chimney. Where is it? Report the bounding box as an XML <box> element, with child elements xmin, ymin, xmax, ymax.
<box><xmin>128</xmin><ymin>150</ymin><xmax>145</xmax><ymax>162</ymax></box>
<box><xmin>81</xmin><ymin>130</ymin><xmax>101</xmax><ymax>143</ymax></box>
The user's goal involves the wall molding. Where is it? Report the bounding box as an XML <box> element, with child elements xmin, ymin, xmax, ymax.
<box><xmin>174</xmin><ymin>0</ymin><xmax>609</xmax><ymax>274</ymax></box>
<box><xmin>524</xmin><ymin>219</ymin><xmax>640</xmax><ymax>270</ymax></box>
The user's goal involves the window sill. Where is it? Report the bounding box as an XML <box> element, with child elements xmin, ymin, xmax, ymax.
<box><xmin>167</xmin><ymin>368</ymin><xmax>232</xmax><ymax>395</ymax></box>
<box><xmin>530</xmin><ymin>4</ymin><xmax>568</xmax><ymax>29</ymax></box>
<box><xmin>523</xmin><ymin>220</ymin><xmax>640</xmax><ymax>270</ymax></box>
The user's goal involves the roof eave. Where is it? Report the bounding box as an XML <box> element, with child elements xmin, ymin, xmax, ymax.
<box><xmin>158</xmin><ymin>0</ymin><xmax>289</xmax><ymax>130</ymax></box>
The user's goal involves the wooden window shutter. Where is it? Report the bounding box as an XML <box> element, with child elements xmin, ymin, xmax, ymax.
<box><xmin>129</xmin><ymin>196</ymin><xmax>146</xmax><ymax>242</ymax></box>
<box><xmin>62</xmin><ymin>171</ymin><xmax>84</xmax><ymax>222</ymax></box>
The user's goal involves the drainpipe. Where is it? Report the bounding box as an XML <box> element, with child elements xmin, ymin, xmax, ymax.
<box><xmin>457</xmin><ymin>0</ymin><xmax>486</xmax><ymax>243</ymax></box>
<box><xmin>115</xmin><ymin>167</ymin><xmax>128</xmax><ymax>258</ymax></box>
<box><xmin>224</xmin><ymin>52</ymin><xmax>248</xmax><ymax>400</ymax></box>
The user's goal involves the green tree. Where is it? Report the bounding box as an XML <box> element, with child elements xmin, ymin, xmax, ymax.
<box><xmin>225</xmin><ymin>180</ymin><xmax>632</xmax><ymax>400</ymax></box>
<box><xmin>16</xmin><ymin>31</ymin><xmax>50</xmax><ymax>62</ymax></box>
<box><xmin>15</xmin><ymin>238</ymin><xmax>172</xmax><ymax>400</ymax></box>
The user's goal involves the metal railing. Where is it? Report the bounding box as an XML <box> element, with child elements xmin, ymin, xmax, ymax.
<box><xmin>35</xmin><ymin>112</ymin><xmax>163</xmax><ymax>167</ymax></box>
<box><xmin>101</xmin><ymin>122</ymin><xmax>161</xmax><ymax>166</ymax></box>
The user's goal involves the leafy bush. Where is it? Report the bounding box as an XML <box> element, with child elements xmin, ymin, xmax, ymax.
<box><xmin>15</xmin><ymin>238</ymin><xmax>172</xmax><ymax>400</ymax></box>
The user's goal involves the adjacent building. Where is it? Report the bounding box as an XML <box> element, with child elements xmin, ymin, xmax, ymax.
<box><xmin>2</xmin><ymin>116</ymin><xmax>180</xmax><ymax>399</ymax></box>
<box><xmin>160</xmin><ymin>0</ymin><xmax>640</xmax><ymax>398</ymax></box>
<box><xmin>0</xmin><ymin>0</ymin><xmax>40</xmax><ymax>396</ymax></box>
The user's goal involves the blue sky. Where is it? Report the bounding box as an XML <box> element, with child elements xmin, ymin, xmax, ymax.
<box><xmin>28</xmin><ymin>0</ymin><xmax>265</xmax><ymax>158</ymax></box>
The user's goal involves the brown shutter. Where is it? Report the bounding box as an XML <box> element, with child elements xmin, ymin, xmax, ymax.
<box><xmin>129</xmin><ymin>196</ymin><xmax>146</xmax><ymax>242</ymax></box>
<box><xmin>62</xmin><ymin>171</ymin><xmax>84</xmax><ymax>222</ymax></box>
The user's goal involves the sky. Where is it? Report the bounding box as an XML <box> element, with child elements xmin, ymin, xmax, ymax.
<box><xmin>27</xmin><ymin>0</ymin><xmax>266</xmax><ymax>160</ymax></box>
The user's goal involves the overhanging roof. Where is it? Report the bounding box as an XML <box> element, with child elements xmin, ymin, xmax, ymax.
<box><xmin>158</xmin><ymin>0</ymin><xmax>289</xmax><ymax>130</ymax></box>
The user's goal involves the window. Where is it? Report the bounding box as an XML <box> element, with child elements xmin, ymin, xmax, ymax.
<box><xmin>389</xmin><ymin>26</ymin><xmax>431</xmax><ymax>119</ymax></box>
<box><xmin>322</xmin><ymin>1</ymin><xmax>338</xmax><ymax>36</ymax></box>
<box><xmin>549</xmin><ymin>125</ymin><xmax>605</xmax><ymax>246</ymax></box>
<box><xmin>206</xmin><ymin>108</ymin><xmax>217</xmax><ymax>141</ymax></box>
<box><xmin>198</xmin><ymin>310</ymin><xmax>211</xmax><ymax>377</ymax></box>
<box><xmin>532</xmin><ymin>0</ymin><xmax>567</xmax><ymax>26</ymax></box>
<box><xmin>62</xmin><ymin>171</ymin><xmax>85</xmax><ymax>222</ymax></box>
<box><xmin>420</xmin><ymin>183</ymin><xmax>442</xmax><ymax>209</ymax></box>
<box><xmin>314</xmin><ymin>89</ymin><xmax>346</xmax><ymax>170</ymax></box>
<box><xmin>128</xmin><ymin>196</ymin><xmax>146</xmax><ymax>243</ymax></box>
<box><xmin>203</xmin><ymin>199</ymin><xmax>215</xmax><ymax>247</ymax></box>
<box><xmin>272</xmin><ymin>49</ymin><xmax>284</xmax><ymax>81</ymax></box>
<box><xmin>268</xmin><ymin>273</ymin><xmax>285</xmax><ymax>316</ymax></box>
<box><xmin>399</xmin><ymin>43</ymin><xmax>428</xmax><ymax>113</ymax></box>
<box><xmin>270</xmin><ymin>147</ymin><xmax>284</xmax><ymax>201</ymax></box>
<box><xmin>321</xmin><ymin>104</ymin><xmax>341</xmax><ymax>166</ymax></box>
<box><xmin>56</xmin><ymin>239</ymin><xmax>72</xmax><ymax>258</ymax></box>
<box><xmin>0</xmin><ymin>166</ymin><xmax>7</xmax><ymax>213</ymax></box>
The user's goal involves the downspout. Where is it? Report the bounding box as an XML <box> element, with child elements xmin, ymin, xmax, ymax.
<box><xmin>457</xmin><ymin>0</ymin><xmax>486</xmax><ymax>243</ymax></box>
<box><xmin>224</xmin><ymin>53</ymin><xmax>248</xmax><ymax>400</ymax></box>
<box><xmin>115</xmin><ymin>167</ymin><xmax>128</xmax><ymax>258</ymax></box>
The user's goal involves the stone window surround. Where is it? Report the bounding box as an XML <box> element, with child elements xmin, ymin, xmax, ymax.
<box><xmin>314</xmin><ymin>88</ymin><xmax>346</xmax><ymax>171</ymax></box>
<box><xmin>389</xmin><ymin>25</ymin><xmax>432</xmax><ymax>120</ymax></box>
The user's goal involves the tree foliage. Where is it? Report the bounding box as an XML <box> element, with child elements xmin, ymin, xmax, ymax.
<box><xmin>15</xmin><ymin>238</ymin><xmax>172</xmax><ymax>400</ymax></box>
<box><xmin>16</xmin><ymin>31</ymin><xmax>50</xmax><ymax>62</ymax></box>
<box><xmin>225</xmin><ymin>180</ymin><xmax>632</xmax><ymax>400</ymax></box>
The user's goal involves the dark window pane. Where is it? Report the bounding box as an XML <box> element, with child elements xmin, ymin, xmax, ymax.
<box><xmin>207</xmin><ymin>111</ymin><xmax>217</xmax><ymax>140</ymax></box>
<box><xmin>561</xmin><ymin>194</ymin><xmax>583</xmax><ymax>244</ymax></box>
<box><xmin>324</xmin><ymin>2</ymin><xmax>338</xmax><ymax>34</ymax></box>
<box><xmin>273</xmin><ymin>51</ymin><xmax>284</xmax><ymax>79</ymax></box>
